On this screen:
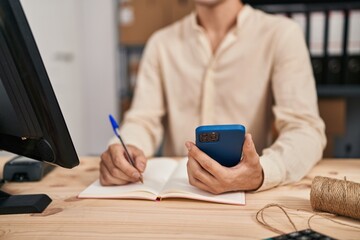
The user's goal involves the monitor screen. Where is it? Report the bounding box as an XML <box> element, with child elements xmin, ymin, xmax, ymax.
<box><xmin>0</xmin><ymin>0</ymin><xmax>79</xmax><ymax>169</ymax></box>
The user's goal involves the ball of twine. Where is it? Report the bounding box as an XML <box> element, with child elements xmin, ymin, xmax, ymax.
<box><xmin>310</xmin><ymin>176</ymin><xmax>360</xmax><ymax>220</ymax></box>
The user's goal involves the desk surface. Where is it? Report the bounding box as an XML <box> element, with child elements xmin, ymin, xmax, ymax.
<box><xmin>0</xmin><ymin>157</ymin><xmax>359</xmax><ymax>239</ymax></box>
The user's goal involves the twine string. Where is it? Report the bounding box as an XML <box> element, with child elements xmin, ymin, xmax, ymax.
<box><xmin>307</xmin><ymin>213</ymin><xmax>360</xmax><ymax>230</ymax></box>
<box><xmin>256</xmin><ymin>203</ymin><xmax>360</xmax><ymax>235</ymax></box>
<box><xmin>311</xmin><ymin>176</ymin><xmax>360</xmax><ymax>220</ymax></box>
<box><xmin>256</xmin><ymin>176</ymin><xmax>360</xmax><ymax>235</ymax></box>
<box><xmin>256</xmin><ymin>204</ymin><xmax>297</xmax><ymax>235</ymax></box>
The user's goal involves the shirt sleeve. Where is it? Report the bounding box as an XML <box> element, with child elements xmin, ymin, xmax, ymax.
<box><xmin>256</xmin><ymin>20</ymin><xmax>326</xmax><ymax>191</ymax></box>
<box><xmin>114</xmin><ymin>33</ymin><xmax>166</xmax><ymax>157</ymax></box>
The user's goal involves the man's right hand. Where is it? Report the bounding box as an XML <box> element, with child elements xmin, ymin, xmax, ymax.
<box><xmin>99</xmin><ymin>144</ymin><xmax>147</xmax><ymax>186</ymax></box>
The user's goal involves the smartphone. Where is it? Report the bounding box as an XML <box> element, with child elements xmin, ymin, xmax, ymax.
<box><xmin>195</xmin><ymin>124</ymin><xmax>246</xmax><ymax>167</ymax></box>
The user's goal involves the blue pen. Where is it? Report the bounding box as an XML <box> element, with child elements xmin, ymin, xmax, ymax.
<box><xmin>109</xmin><ymin>114</ymin><xmax>143</xmax><ymax>183</ymax></box>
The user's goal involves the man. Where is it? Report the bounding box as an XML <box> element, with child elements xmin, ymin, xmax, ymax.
<box><xmin>99</xmin><ymin>0</ymin><xmax>326</xmax><ymax>193</ymax></box>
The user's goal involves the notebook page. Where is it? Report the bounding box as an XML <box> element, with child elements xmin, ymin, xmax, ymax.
<box><xmin>160</xmin><ymin>158</ymin><xmax>245</xmax><ymax>205</ymax></box>
<box><xmin>78</xmin><ymin>158</ymin><xmax>179</xmax><ymax>200</ymax></box>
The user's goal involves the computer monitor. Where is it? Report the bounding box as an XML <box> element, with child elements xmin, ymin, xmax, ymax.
<box><xmin>0</xmin><ymin>0</ymin><xmax>79</xmax><ymax>214</ymax></box>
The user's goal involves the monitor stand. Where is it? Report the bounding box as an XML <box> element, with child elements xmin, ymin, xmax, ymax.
<box><xmin>0</xmin><ymin>155</ymin><xmax>54</xmax><ymax>214</ymax></box>
<box><xmin>0</xmin><ymin>190</ymin><xmax>52</xmax><ymax>215</ymax></box>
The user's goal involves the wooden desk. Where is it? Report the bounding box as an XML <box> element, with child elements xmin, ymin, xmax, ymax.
<box><xmin>0</xmin><ymin>157</ymin><xmax>359</xmax><ymax>239</ymax></box>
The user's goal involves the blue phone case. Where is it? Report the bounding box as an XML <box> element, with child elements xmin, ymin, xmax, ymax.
<box><xmin>195</xmin><ymin>124</ymin><xmax>246</xmax><ymax>167</ymax></box>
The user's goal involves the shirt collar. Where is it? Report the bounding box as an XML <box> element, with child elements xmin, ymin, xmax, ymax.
<box><xmin>190</xmin><ymin>4</ymin><xmax>253</xmax><ymax>36</ymax></box>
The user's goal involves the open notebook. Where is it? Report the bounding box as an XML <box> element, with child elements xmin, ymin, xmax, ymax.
<box><xmin>78</xmin><ymin>158</ymin><xmax>245</xmax><ymax>205</ymax></box>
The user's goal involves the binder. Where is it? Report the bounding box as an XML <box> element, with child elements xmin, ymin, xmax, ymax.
<box><xmin>310</xmin><ymin>12</ymin><xmax>326</xmax><ymax>85</ymax></box>
<box><xmin>326</xmin><ymin>11</ymin><xmax>344</xmax><ymax>85</ymax></box>
<box><xmin>345</xmin><ymin>10</ymin><xmax>360</xmax><ymax>84</ymax></box>
<box><xmin>292</xmin><ymin>13</ymin><xmax>306</xmax><ymax>36</ymax></box>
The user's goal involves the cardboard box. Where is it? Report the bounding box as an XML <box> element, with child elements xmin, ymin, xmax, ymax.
<box><xmin>119</xmin><ymin>0</ymin><xmax>194</xmax><ymax>45</ymax></box>
<box><xmin>318</xmin><ymin>98</ymin><xmax>347</xmax><ymax>157</ymax></box>
<box><xmin>323</xmin><ymin>133</ymin><xmax>335</xmax><ymax>158</ymax></box>
<box><xmin>169</xmin><ymin>0</ymin><xmax>195</xmax><ymax>22</ymax></box>
<box><xmin>119</xmin><ymin>0</ymin><xmax>167</xmax><ymax>45</ymax></box>
<box><xmin>318</xmin><ymin>98</ymin><xmax>346</xmax><ymax>135</ymax></box>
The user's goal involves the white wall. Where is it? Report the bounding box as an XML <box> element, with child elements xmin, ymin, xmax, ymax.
<box><xmin>19</xmin><ymin>0</ymin><xmax>118</xmax><ymax>156</ymax></box>
<box><xmin>79</xmin><ymin>0</ymin><xmax>119</xmax><ymax>155</ymax></box>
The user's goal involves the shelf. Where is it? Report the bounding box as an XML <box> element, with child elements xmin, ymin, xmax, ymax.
<box><xmin>317</xmin><ymin>85</ymin><xmax>360</xmax><ymax>97</ymax></box>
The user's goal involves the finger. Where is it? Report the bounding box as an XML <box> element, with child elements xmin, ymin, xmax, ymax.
<box><xmin>187</xmin><ymin>157</ymin><xmax>215</xmax><ymax>186</ymax></box>
<box><xmin>100</xmin><ymin>150</ymin><xmax>117</xmax><ymax>177</ymax></box>
<box><xmin>242</xmin><ymin>134</ymin><xmax>259</xmax><ymax>164</ymax></box>
<box><xmin>99</xmin><ymin>161</ymin><xmax>128</xmax><ymax>185</ymax></box>
<box><xmin>187</xmin><ymin>168</ymin><xmax>214</xmax><ymax>193</ymax></box>
<box><xmin>100</xmin><ymin>151</ymin><xmax>135</xmax><ymax>183</ymax></box>
<box><xmin>108</xmin><ymin>144</ymin><xmax>142</xmax><ymax>181</ymax></box>
<box><xmin>186</xmin><ymin>141</ymin><xmax>225</xmax><ymax>177</ymax></box>
<box><xmin>128</xmin><ymin>145</ymin><xmax>147</xmax><ymax>172</ymax></box>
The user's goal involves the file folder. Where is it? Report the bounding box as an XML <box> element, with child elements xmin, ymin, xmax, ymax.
<box><xmin>310</xmin><ymin>12</ymin><xmax>326</xmax><ymax>85</ymax></box>
<box><xmin>345</xmin><ymin>10</ymin><xmax>360</xmax><ymax>84</ymax></box>
<box><xmin>326</xmin><ymin>11</ymin><xmax>344</xmax><ymax>84</ymax></box>
<box><xmin>292</xmin><ymin>13</ymin><xmax>306</xmax><ymax>37</ymax></box>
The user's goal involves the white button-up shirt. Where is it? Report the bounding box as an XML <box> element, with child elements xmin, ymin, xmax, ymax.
<box><xmin>114</xmin><ymin>5</ymin><xmax>326</xmax><ymax>191</ymax></box>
